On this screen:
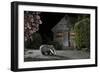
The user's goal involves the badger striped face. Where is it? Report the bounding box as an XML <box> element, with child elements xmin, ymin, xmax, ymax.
<box><xmin>39</xmin><ymin>45</ymin><xmax>56</xmax><ymax>56</ymax></box>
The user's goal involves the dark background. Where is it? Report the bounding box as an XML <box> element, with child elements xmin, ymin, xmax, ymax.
<box><xmin>39</xmin><ymin>12</ymin><xmax>66</xmax><ymax>43</ymax></box>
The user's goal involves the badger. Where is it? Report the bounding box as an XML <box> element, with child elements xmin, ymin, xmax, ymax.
<box><xmin>39</xmin><ymin>45</ymin><xmax>56</xmax><ymax>56</ymax></box>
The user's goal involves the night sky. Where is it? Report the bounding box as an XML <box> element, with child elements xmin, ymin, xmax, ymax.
<box><xmin>39</xmin><ymin>12</ymin><xmax>66</xmax><ymax>42</ymax></box>
<box><xmin>39</xmin><ymin>12</ymin><xmax>66</xmax><ymax>32</ymax></box>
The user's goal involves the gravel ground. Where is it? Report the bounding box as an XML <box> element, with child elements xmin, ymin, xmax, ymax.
<box><xmin>24</xmin><ymin>49</ymin><xmax>90</xmax><ymax>62</ymax></box>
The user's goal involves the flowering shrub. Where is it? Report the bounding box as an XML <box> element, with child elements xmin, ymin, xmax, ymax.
<box><xmin>24</xmin><ymin>11</ymin><xmax>42</xmax><ymax>41</ymax></box>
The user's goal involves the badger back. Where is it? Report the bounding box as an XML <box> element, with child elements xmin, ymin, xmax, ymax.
<box><xmin>39</xmin><ymin>45</ymin><xmax>50</xmax><ymax>52</ymax></box>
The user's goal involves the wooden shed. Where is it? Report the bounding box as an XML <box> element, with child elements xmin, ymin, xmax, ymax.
<box><xmin>51</xmin><ymin>15</ymin><xmax>76</xmax><ymax>49</ymax></box>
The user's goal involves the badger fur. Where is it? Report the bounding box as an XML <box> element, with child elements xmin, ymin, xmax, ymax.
<box><xmin>40</xmin><ymin>45</ymin><xmax>56</xmax><ymax>56</ymax></box>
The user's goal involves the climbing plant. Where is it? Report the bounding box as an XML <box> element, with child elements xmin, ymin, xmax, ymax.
<box><xmin>74</xmin><ymin>17</ymin><xmax>90</xmax><ymax>50</ymax></box>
